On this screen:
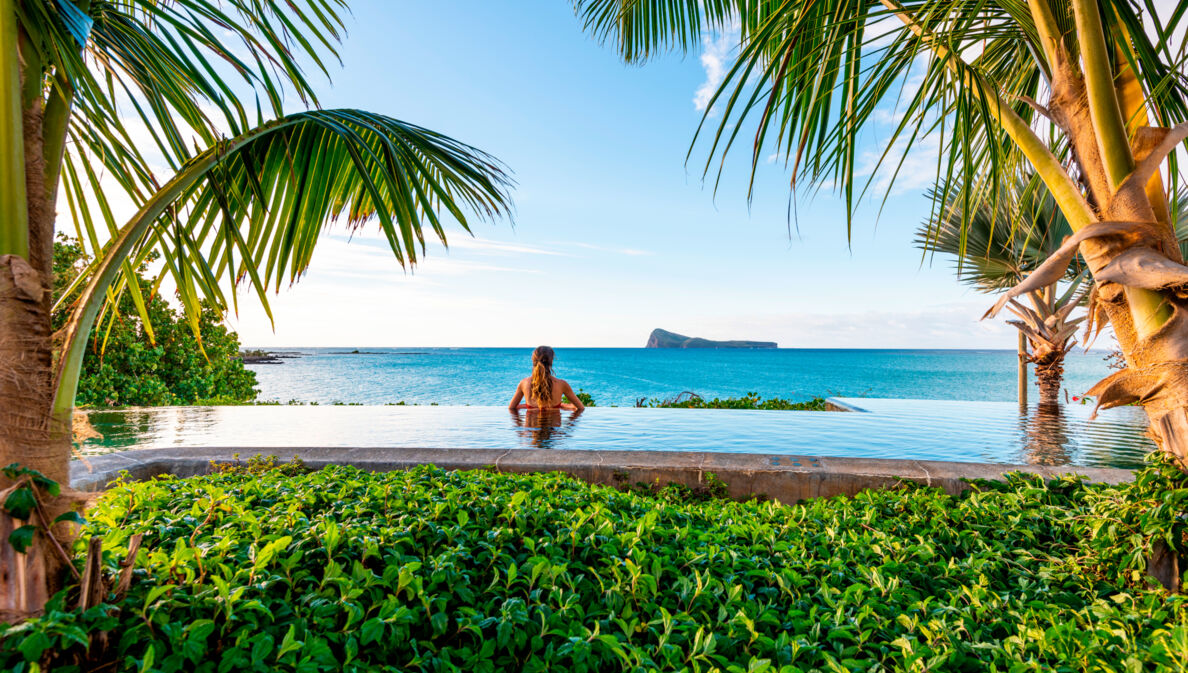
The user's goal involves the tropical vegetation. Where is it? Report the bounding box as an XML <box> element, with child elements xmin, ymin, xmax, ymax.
<box><xmin>0</xmin><ymin>0</ymin><xmax>511</xmax><ymax>617</ymax></box>
<box><xmin>915</xmin><ymin>176</ymin><xmax>1087</xmax><ymax>407</ymax></box>
<box><xmin>573</xmin><ymin>0</ymin><xmax>1188</xmax><ymax>470</ymax></box>
<box><xmin>53</xmin><ymin>236</ymin><xmax>258</xmax><ymax>407</ymax></box>
<box><xmin>2</xmin><ymin>460</ymin><xmax>1186</xmax><ymax>671</ymax></box>
<box><xmin>641</xmin><ymin>392</ymin><xmax>830</xmax><ymax>410</ymax></box>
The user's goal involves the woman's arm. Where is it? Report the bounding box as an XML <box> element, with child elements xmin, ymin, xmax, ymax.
<box><xmin>561</xmin><ymin>381</ymin><xmax>586</xmax><ymax>411</ymax></box>
<box><xmin>508</xmin><ymin>381</ymin><xmax>525</xmax><ymax>410</ymax></box>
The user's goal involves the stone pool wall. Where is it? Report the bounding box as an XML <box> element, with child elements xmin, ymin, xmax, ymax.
<box><xmin>71</xmin><ymin>447</ymin><xmax>1134</xmax><ymax>501</ymax></box>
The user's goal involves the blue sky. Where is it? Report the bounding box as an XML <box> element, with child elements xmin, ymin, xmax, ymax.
<box><xmin>228</xmin><ymin>1</ymin><xmax>1021</xmax><ymax>349</ymax></box>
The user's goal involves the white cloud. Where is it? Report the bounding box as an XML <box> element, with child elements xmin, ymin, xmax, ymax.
<box><xmin>694</xmin><ymin>22</ymin><xmax>740</xmax><ymax>113</ymax></box>
<box><xmin>701</xmin><ymin>302</ymin><xmax>1021</xmax><ymax>349</ymax></box>
<box><xmin>855</xmin><ymin>130</ymin><xmax>943</xmax><ymax>197</ymax></box>
<box><xmin>445</xmin><ymin>236</ymin><xmax>571</xmax><ymax>257</ymax></box>
<box><xmin>566</xmin><ymin>242</ymin><xmax>654</xmax><ymax>256</ymax></box>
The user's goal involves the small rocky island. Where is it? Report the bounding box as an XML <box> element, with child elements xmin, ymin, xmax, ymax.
<box><xmin>646</xmin><ymin>328</ymin><xmax>777</xmax><ymax>349</ymax></box>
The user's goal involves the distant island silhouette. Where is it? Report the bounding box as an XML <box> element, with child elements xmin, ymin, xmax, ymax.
<box><xmin>646</xmin><ymin>328</ymin><xmax>777</xmax><ymax>349</ymax></box>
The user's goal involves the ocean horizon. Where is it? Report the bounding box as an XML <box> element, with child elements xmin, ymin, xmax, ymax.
<box><xmin>244</xmin><ymin>347</ymin><xmax>1120</xmax><ymax>407</ymax></box>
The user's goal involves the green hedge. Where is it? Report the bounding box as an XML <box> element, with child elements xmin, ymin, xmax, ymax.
<box><xmin>643</xmin><ymin>393</ymin><xmax>829</xmax><ymax>410</ymax></box>
<box><xmin>4</xmin><ymin>461</ymin><xmax>1187</xmax><ymax>672</ymax></box>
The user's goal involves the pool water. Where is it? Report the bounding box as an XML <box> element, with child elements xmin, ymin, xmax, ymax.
<box><xmin>78</xmin><ymin>398</ymin><xmax>1155</xmax><ymax>469</ymax></box>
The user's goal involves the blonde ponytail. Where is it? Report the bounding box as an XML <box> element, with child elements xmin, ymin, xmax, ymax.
<box><xmin>529</xmin><ymin>346</ymin><xmax>555</xmax><ymax>406</ymax></box>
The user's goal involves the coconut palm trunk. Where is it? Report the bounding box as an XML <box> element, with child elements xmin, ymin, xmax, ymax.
<box><xmin>1</xmin><ymin>2</ymin><xmax>68</xmax><ymax>618</ymax></box>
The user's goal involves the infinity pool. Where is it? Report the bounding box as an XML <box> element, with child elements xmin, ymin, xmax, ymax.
<box><xmin>78</xmin><ymin>398</ymin><xmax>1155</xmax><ymax>469</ymax></box>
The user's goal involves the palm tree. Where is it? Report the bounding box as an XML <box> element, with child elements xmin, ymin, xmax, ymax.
<box><xmin>573</xmin><ymin>1</ymin><xmax>1188</xmax><ymax>471</ymax></box>
<box><xmin>1</xmin><ymin>1</ymin><xmax>511</xmax><ymax>618</ymax></box>
<box><xmin>916</xmin><ymin>175</ymin><xmax>1087</xmax><ymax>408</ymax></box>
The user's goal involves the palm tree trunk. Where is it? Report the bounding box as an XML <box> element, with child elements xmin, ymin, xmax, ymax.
<box><xmin>0</xmin><ymin>251</ymin><xmax>67</xmax><ymax>620</ymax></box>
<box><xmin>1033</xmin><ymin>355</ymin><xmax>1064</xmax><ymax>410</ymax></box>
<box><xmin>0</xmin><ymin>79</ymin><xmax>72</xmax><ymax>621</ymax></box>
<box><xmin>1039</xmin><ymin>50</ymin><xmax>1188</xmax><ymax>472</ymax></box>
<box><xmin>1018</xmin><ymin>332</ymin><xmax>1028</xmax><ymax>407</ymax></box>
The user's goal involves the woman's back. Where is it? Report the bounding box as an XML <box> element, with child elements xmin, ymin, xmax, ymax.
<box><xmin>516</xmin><ymin>376</ymin><xmax>569</xmax><ymax>408</ymax></box>
<box><xmin>508</xmin><ymin>346</ymin><xmax>585</xmax><ymax>412</ymax></box>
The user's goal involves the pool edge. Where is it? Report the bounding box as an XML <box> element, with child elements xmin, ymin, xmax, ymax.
<box><xmin>70</xmin><ymin>447</ymin><xmax>1134</xmax><ymax>501</ymax></box>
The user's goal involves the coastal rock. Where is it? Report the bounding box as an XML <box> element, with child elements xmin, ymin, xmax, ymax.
<box><xmin>646</xmin><ymin>328</ymin><xmax>777</xmax><ymax>349</ymax></box>
<box><xmin>239</xmin><ymin>350</ymin><xmax>301</xmax><ymax>365</ymax></box>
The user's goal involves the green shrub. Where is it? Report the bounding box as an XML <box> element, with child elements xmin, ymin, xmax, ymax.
<box><xmin>3</xmin><ymin>460</ymin><xmax>1186</xmax><ymax>672</ymax></box>
<box><xmin>574</xmin><ymin>389</ymin><xmax>596</xmax><ymax>407</ymax></box>
<box><xmin>644</xmin><ymin>392</ymin><xmax>829</xmax><ymax>411</ymax></box>
<box><xmin>52</xmin><ymin>235</ymin><xmax>258</xmax><ymax>407</ymax></box>
<box><xmin>208</xmin><ymin>454</ymin><xmax>310</xmax><ymax>477</ymax></box>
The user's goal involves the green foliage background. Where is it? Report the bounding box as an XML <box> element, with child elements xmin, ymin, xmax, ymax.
<box><xmin>644</xmin><ymin>394</ymin><xmax>829</xmax><ymax>411</ymax></box>
<box><xmin>53</xmin><ymin>237</ymin><xmax>258</xmax><ymax>407</ymax></box>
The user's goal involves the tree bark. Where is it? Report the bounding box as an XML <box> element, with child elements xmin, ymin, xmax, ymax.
<box><xmin>0</xmin><ymin>252</ymin><xmax>70</xmax><ymax>619</ymax></box>
<box><xmin>1040</xmin><ymin>59</ymin><xmax>1188</xmax><ymax>481</ymax></box>
<box><xmin>1018</xmin><ymin>332</ymin><xmax>1028</xmax><ymax>408</ymax></box>
<box><xmin>0</xmin><ymin>90</ymin><xmax>73</xmax><ymax>620</ymax></box>
<box><xmin>1032</xmin><ymin>354</ymin><xmax>1064</xmax><ymax>410</ymax></box>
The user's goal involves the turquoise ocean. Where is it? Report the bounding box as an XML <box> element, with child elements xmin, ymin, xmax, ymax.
<box><xmin>246</xmin><ymin>348</ymin><xmax>1118</xmax><ymax>407</ymax></box>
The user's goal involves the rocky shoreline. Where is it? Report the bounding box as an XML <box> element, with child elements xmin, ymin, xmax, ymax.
<box><xmin>239</xmin><ymin>350</ymin><xmax>302</xmax><ymax>365</ymax></box>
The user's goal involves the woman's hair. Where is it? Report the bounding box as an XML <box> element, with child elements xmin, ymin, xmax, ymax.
<box><xmin>529</xmin><ymin>346</ymin><xmax>555</xmax><ymax>407</ymax></box>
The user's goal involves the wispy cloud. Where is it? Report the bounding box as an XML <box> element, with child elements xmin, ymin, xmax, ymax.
<box><xmin>855</xmin><ymin>131</ymin><xmax>943</xmax><ymax>196</ymax></box>
<box><xmin>567</xmin><ymin>242</ymin><xmax>654</xmax><ymax>257</ymax></box>
<box><xmin>702</xmin><ymin>302</ymin><xmax>1030</xmax><ymax>349</ymax></box>
<box><xmin>694</xmin><ymin>21</ymin><xmax>741</xmax><ymax>113</ymax></box>
<box><xmin>445</xmin><ymin>236</ymin><xmax>571</xmax><ymax>257</ymax></box>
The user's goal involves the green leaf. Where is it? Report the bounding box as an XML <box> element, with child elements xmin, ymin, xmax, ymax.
<box><xmin>8</xmin><ymin>524</ymin><xmax>35</xmax><ymax>553</ymax></box>
<box><xmin>53</xmin><ymin>510</ymin><xmax>86</xmax><ymax>526</ymax></box>
<box><xmin>30</xmin><ymin>472</ymin><xmax>59</xmax><ymax>497</ymax></box>
<box><xmin>360</xmin><ymin>618</ymin><xmax>384</xmax><ymax>646</ymax></box>
<box><xmin>251</xmin><ymin>633</ymin><xmax>275</xmax><ymax>664</ymax></box>
<box><xmin>252</xmin><ymin>535</ymin><xmax>293</xmax><ymax>570</ymax></box>
<box><xmin>277</xmin><ymin>624</ymin><xmax>302</xmax><ymax>660</ymax></box>
<box><xmin>18</xmin><ymin>629</ymin><xmax>51</xmax><ymax>662</ymax></box>
<box><xmin>3</xmin><ymin>487</ymin><xmax>35</xmax><ymax>520</ymax></box>
<box><xmin>53</xmin><ymin>107</ymin><xmax>512</xmax><ymax>417</ymax></box>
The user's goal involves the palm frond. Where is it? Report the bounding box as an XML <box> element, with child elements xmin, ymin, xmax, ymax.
<box><xmin>915</xmin><ymin>172</ymin><xmax>1076</xmax><ymax>291</ymax></box>
<box><xmin>53</xmin><ymin>108</ymin><xmax>513</xmax><ymax>414</ymax></box>
<box><xmin>573</xmin><ymin>1</ymin><xmax>1188</xmax><ymax>238</ymax></box>
<box><xmin>21</xmin><ymin>0</ymin><xmax>355</xmax><ymax>262</ymax></box>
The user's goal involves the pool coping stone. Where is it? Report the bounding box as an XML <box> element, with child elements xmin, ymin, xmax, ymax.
<box><xmin>71</xmin><ymin>447</ymin><xmax>1135</xmax><ymax>501</ymax></box>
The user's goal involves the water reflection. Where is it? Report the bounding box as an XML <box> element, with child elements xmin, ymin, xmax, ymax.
<box><xmin>76</xmin><ymin>400</ymin><xmax>1156</xmax><ymax>468</ymax></box>
<box><xmin>79</xmin><ymin>407</ymin><xmax>222</xmax><ymax>455</ymax></box>
<box><xmin>1011</xmin><ymin>402</ymin><xmax>1152</xmax><ymax>467</ymax></box>
<box><xmin>1018</xmin><ymin>404</ymin><xmax>1072</xmax><ymax>466</ymax></box>
<box><xmin>509</xmin><ymin>408</ymin><xmax>583</xmax><ymax>449</ymax></box>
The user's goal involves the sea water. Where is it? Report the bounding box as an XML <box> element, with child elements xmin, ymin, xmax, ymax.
<box><xmin>245</xmin><ymin>347</ymin><xmax>1118</xmax><ymax>407</ymax></box>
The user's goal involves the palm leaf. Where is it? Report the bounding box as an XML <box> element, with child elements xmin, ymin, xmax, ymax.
<box><xmin>572</xmin><ymin>1</ymin><xmax>1188</xmax><ymax>236</ymax></box>
<box><xmin>51</xmin><ymin>108</ymin><xmax>513</xmax><ymax>415</ymax></box>
<box><xmin>915</xmin><ymin>172</ymin><xmax>1077</xmax><ymax>291</ymax></box>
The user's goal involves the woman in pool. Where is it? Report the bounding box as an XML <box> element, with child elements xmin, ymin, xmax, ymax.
<box><xmin>508</xmin><ymin>346</ymin><xmax>586</xmax><ymax>412</ymax></box>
